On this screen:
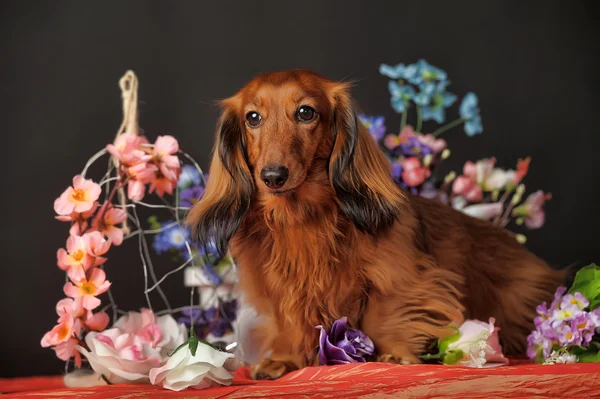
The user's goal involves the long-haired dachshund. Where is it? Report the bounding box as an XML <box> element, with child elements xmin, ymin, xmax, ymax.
<box><xmin>186</xmin><ymin>70</ymin><xmax>563</xmax><ymax>379</ymax></box>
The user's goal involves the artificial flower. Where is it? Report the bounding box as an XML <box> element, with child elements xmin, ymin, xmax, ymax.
<box><xmin>106</xmin><ymin>133</ymin><xmax>150</xmax><ymax>165</ymax></box>
<box><xmin>55</xmin><ymin>338</ymin><xmax>83</xmax><ymax>368</ymax></box>
<box><xmin>316</xmin><ymin>317</ymin><xmax>374</xmax><ymax>365</ymax></box>
<box><xmin>55</xmin><ymin>201</ymin><xmax>99</xmax><ymax>236</ymax></box>
<box><xmin>388</xmin><ymin>81</ymin><xmax>416</xmax><ymax>113</ymax></box>
<box><xmin>54</xmin><ymin>175</ymin><xmax>101</xmax><ymax>215</ymax></box>
<box><xmin>512</xmin><ymin>190</ymin><xmax>551</xmax><ymax>229</ymax></box>
<box><xmin>149</xmin><ymin>167</ymin><xmax>178</xmax><ymax>197</ymax></box>
<box><xmin>379</xmin><ymin>63</ymin><xmax>419</xmax><ymax>81</ymax></box>
<box><xmin>413</xmin><ymin>81</ymin><xmax>457</xmax><ymax>123</ymax></box>
<box><xmin>512</xmin><ymin>157</ymin><xmax>531</xmax><ymax>187</ymax></box>
<box><xmin>128</xmin><ymin>161</ymin><xmax>158</xmax><ymax>184</ymax></box>
<box><xmin>92</xmin><ymin>204</ymin><xmax>127</xmax><ymax>245</ymax></box>
<box><xmin>178</xmin><ymin>165</ymin><xmax>203</xmax><ymax>189</ymax></box>
<box><xmin>444</xmin><ymin>318</ymin><xmax>509</xmax><ymax>368</ymax></box>
<box><xmin>358</xmin><ymin>114</ymin><xmax>386</xmax><ymax>141</ymax></box>
<box><xmin>57</xmin><ymin>234</ymin><xmax>94</xmax><ymax>276</ymax></box>
<box><xmin>409</xmin><ymin>59</ymin><xmax>448</xmax><ymax>86</ymax></box>
<box><xmin>86</xmin><ymin>311</ymin><xmax>110</xmax><ymax>332</ymax></box>
<box><xmin>149</xmin><ymin>338</ymin><xmax>234</xmax><ymax>391</ymax></box>
<box><xmin>180</xmin><ymin>185</ymin><xmax>205</xmax><ymax>208</ymax></box>
<box><xmin>128</xmin><ymin>179</ymin><xmax>146</xmax><ymax>201</ymax></box>
<box><xmin>460</xmin><ymin>202</ymin><xmax>504</xmax><ymax>220</ymax></box>
<box><xmin>459</xmin><ymin>93</ymin><xmax>483</xmax><ymax>136</ymax></box>
<box><xmin>41</xmin><ymin>314</ymin><xmax>81</xmax><ymax>348</ymax></box>
<box><xmin>401</xmin><ymin>157</ymin><xmax>431</xmax><ymax>187</ymax></box>
<box><xmin>83</xmin><ymin>231</ymin><xmax>111</xmax><ymax>265</ymax></box>
<box><xmin>63</xmin><ymin>267</ymin><xmax>111</xmax><ymax>310</ymax></box>
<box><xmin>77</xmin><ymin>310</ymin><xmax>187</xmax><ymax>384</ymax></box>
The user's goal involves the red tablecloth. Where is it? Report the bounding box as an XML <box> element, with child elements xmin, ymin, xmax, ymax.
<box><xmin>2</xmin><ymin>361</ymin><xmax>600</xmax><ymax>398</ymax></box>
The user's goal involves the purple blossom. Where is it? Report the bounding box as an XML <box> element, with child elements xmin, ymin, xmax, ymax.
<box><xmin>316</xmin><ymin>317</ymin><xmax>374</xmax><ymax>366</ymax></box>
<box><xmin>180</xmin><ymin>185</ymin><xmax>205</xmax><ymax>208</ymax></box>
<box><xmin>399</xmin><ymin>136</ymin><xmax>433</xmax><ymax>157</ymax></box>
<box><xmin>358</xmin><ymin>114</ymin><xmax>386</xmax><ymax>141</ymax></box>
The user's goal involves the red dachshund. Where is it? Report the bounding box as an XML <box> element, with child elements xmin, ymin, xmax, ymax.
<box><xmin>186</xmin><ymin>70</ymin><xmax>563</xmax><ymax>379</ymax></box>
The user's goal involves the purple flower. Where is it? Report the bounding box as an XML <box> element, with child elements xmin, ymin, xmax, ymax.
<box><xmin>316</xmin><ymin>317</ymin><xmax>374</xmax><ymax>366</ymax></box>
<box><xmin>358</xmin><ymin>114</ymin><xmax>386</xmax><ymax>141</ymax></box>
<box><xmin>178</xmin><ymin>307</ymin><xmax>206</xmax><ymax>330</ymax></box>
<box><xmin>180</xmin><ymin>185</ymin><xmax>205</xmax><ymax>208</ymax></box>
<box><xmin>560</xmin><ymin>292</ymin><xmax>589</xmax><ymax>311</ymax></box>
<box><xmin>399</xmin><ymin>136</ymin><xmax>433</xmax><ymax>157</ymax></box>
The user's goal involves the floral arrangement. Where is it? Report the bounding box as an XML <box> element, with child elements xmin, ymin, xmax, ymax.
<box><xmin>41</xmin><ymin>71</ymin><xmax>237</xmax><ymax>390</ymax></box>
<box><xmin>527</xmin><ymin>263</ymin><xmax>600</xmax><ymax>364</ymax></box>
<box><xmin>359</xmin><ymin>59</ymin><xmax>551</xmax><ymax>243</ymax></box>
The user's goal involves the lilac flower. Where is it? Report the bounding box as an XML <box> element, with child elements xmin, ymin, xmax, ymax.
<box><xmin>358</xmin><ymin>114</ymin><xmax>386</xmax><ymax>141</ymax></box>
<box><xmin>178</xmin><ymin>307</ymin><xmax>206</xmax><ymax>330</ymax></box>
<box><xmin>560</xmin><ymin>293</ymin><xmax>589</xmax><ymax>311</ymax></box>
<box><xmin>316</xmin><ymin>317</ymin><xmax>374</xmax><ymax>366</ymax></box>
<box><xmin>178</xmin><ymin>165</ymin><xmax>202</xmax><ymax>189</ymax></box>
<box><xmin>180</xmin><ymin>185</ymin><xmax>204</xmax><ymax>208</ymax></box>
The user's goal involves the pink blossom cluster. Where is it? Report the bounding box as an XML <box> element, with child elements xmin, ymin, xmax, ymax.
<box><xmin>42</xmin><ymin>134</ymin><xmax>181</xmax><ymax>367</ymax></box>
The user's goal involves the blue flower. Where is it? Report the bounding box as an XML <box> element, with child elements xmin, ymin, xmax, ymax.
<box><xmin>178</xmin><ymin>165</ymin><xmax>203</xmax><ymax>189</ymax></box>
<box><xmin>409</xmin><ymin>59</ymin><xmax>448</xmax><ymax>86</ymax></box>
<box><xmin>379</xmin><ymin>63</ymin><xmax>419</xmax><ymax>81</ymax></box>
<box><xmin>464</xmin><ymin>115</ymin><xmax>483</xmax><ymax>136</ymax></box>
<box><xmin>152</xmin><ymin>231</ymin><xmax>170</xmax><ymax>254</ymax></box>
<box><xmin>414</xmin><ymin>81</ymin><xmax>456</xmax><ymax>123</ymax></box>
<box><xmin>155</xmin><ymin>223</ymin><xmax>190</xmax><ymax>252</ymax></box>
<box><xmin>460</xmin><ymin>93</ymin><xmax>483</xmax><ymax>136</ymax></box>
<box><xmin>391</xmin><ymin>162</ymin><xmax>403</xmax><ymax>183</ymax></box>
<box><xmin>358</xmin><ymin>114</ymin><xmax>386</xmax><ymax>141</ymax></box>
<box><xmin>180</xmin><ymin>185</ymin><xmax>204</xmax><ymax>208</ymax></box>
<box><xmin>388</xmin><ymin>81</ymin><xmax>416</xmax><ymax>113</ymax></box>
<box><xmin>399</xmin><ymin>136</ymin><xmax>433</xmax><ymax>157</ymax></box>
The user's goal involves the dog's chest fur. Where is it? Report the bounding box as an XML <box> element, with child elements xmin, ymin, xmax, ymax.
<box><xmin>231</xmin><ymin>195</ymin><xmax>368</xmax><ymax>353</ymax></box>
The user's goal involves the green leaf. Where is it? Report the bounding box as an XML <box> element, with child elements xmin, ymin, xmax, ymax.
<box><xmin>189</xmin><ymin>336</ymin><xmax>199</xmax><ymax>356</ymax></box>
<box><xmin>578</xmin><ymin>352</ymin><xmax>600</xmax><ymax>363</ymax></box>
<box><xmin>147</xmin><ymin>215</ymin><xmax>161</xmax><ymax>231</ymax></box>
<box><xmin>443</xmin><ymin>350</ymin><xmax>464</xmax><ymax>365</ymax></box>
<box><xmin>569</xmin><ymin>264</ymin><xmax>600</xmax><ymax>309</ymax></box>
<box><xmin>438</xmin><ymin>328</ymin><xmax>461</xmax><ymax>355</ymax></box>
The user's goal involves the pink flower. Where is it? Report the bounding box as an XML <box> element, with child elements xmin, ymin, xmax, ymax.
<box><xmin>83</xmin><ymin>231</ymin><xmax>111</xmax><ymax>266</ymax></box>
<box><xmin>55</xmin><ymin>201</ymin><xmax>99</xmax><ymax>236</ymax></box>
<box><xmin>92</xmin><ymin>204</ymin><xmax>127</xmax><ymax>245</ymax></box>
<box><xmin>54</xmin><ymin>175</ymin><xmax>101</xmax><ymax>215</ymax></box>
<box><xmin>56</xmin><ymin>297</ymin><xmax>109</xmax><ymax>332</ymax></box>
<box><xmin>57</xmin><ymin>235</ymin><xmax>94</xmax><ymax>277</ymax></box>
<box><xmin>107</xmin><ymin>133</ymin><xmax>150</xmax><ymax>166</ymax></box>
<box><xmin>55</xmin><ymin>338</ymin><xmax>82</xmax><ymax>368</ymax></box>
<box><xmin>513</xmin><ymin>157</ymin><xmax>531</xmax><ymax>186</ymax></box>
<box><xmin>64</xmin><ymin>267</ymin><xmax>111</xmax><ymax>310</ymax></box>
<box><xmin>148</xmin><ymin>136</ymin><xmax>181</xmax><ymax>197</ymax></box>
<box><xmin>513</xmin><ymin>190</ymin><xmax>552</xmax><ymax>229</ymax></box>
<box><xmin>76</xmin><ymin>310</ymin><xmax>187</xmax><ymax>384</ymax></box>
<box><xmin>401</xmin><ymin>157</ymin><xmax>431</xmax><ymax>187</ymax></box>
<box><xmin>128</xmin><ymin>180</ymin><xmax>146</xmax><ymax>201</ymax></box>
<box><xmin>452</xmin><ymin>175</ymin><xmax>483</xmax><ymax>202</ymax></box>
<box><xmin>452</xmin><ymin>158</ymin><xmax>516</xmax><ymax>200</ymax></box>
<box><xmin>153</xmin><ymin>135</ymin><xmax>179</xmax><ymax>161</ymax></box>
<box><xmin>384</xmin><ymin>134</ymin><xmax>402</xmax><ymax>151</ymax></box>
<box><xmin>86</xmin><ymin>311</ymin><xmax>110</xmax><ymax>332</ymax></box>
<box><xmin>41</xmin><ymin>314</ymin><xmax>81</xmax><ymax>347</ymax></box>
<box><xmin>128</xmin><ymin>162</ymin><xmax>158</xmax><ymax>184</ymax></box>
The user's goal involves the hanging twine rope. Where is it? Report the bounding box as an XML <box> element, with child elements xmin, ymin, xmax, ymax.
<box><xmin>113</xmin><ymin>70</ymin><xmax>141</xmax><ymax>234</ymax></box>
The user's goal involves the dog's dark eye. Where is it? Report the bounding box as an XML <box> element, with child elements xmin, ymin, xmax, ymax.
<box><xmin>296</xmin><ymin>106</ymin><xmax>317</xmax><ymax>123</ymax></box>
<box><xmin>245</xmin><ymin>111</ymin><xmax>262</xmax><ymax>127</ymax></box>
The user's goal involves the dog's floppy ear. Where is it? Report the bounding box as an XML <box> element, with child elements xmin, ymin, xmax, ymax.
<box><xmin>328</xmin><ymin>83</ymin><xmax>408</xmax><ymax>235</ymax></box>
<box><xmin>185</xmin><ymin>98</ymin><xmax>253</xmax><ymax>257</ymax></box>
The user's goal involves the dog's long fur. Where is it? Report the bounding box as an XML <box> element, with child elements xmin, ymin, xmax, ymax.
<box><xmin>186</xmin><ymin>70</ymin><xmax>563</xmax><ymax>378</ymax></box>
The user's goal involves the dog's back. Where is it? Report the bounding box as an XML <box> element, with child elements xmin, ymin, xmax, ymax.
<box><xmin>409</xmin><ymin>193</ymin><xmax>565</xmax><ymax>353</ymax></box>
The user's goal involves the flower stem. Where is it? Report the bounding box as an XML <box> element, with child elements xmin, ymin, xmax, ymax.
<box><xmin>400</xmin><ymin>106</ymin><xmax>408</xmax><ymax>132</ymax></box>
<box><xmin>431</xmin><ymin>118</ymin><xmax>467</xmax><ymax>137</ymax></box>
<box><xmin>416</xmin><ymin>104</ymin><xmax>423</xmax><ymax>132</ymax></box>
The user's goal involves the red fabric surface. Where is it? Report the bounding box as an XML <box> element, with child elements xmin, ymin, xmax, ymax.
<box><xmin>2</xmin><ymin>361</ymin><xmax>600</xmax><ymax>398</ymax></box>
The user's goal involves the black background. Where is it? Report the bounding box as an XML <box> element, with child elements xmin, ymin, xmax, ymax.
<box><xmin>1</xmin><ymin>1</ymin><xmax>598</xmax><ymax>377</ymax></box>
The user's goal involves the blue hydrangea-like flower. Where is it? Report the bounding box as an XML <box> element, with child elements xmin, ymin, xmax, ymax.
<box><xmin>163</xmin><ymin>224</ymin><xmax>190</xmax><ymax>250</ymax></box>
<box><xmin>460</xmin><ymin>93</ymin><xmax>483</xmax><ymax>136</ymax></box>
<box><xmin>388</xmin><ymin>81</ymin><xmax>416</xmax><ymax>113</ymax></box>
<box><xmin>410</xmin><ymin>59</ymin><xmax>448</xmax><ymax>86</ymax></box>
<box><xmin>358</xmin><ymin>114</ymin><xmax>386</xmax><ymax>141</ymax></box>
<box><xmin>379</xmin><ymin>63</ymin><xmax>419</xmax><ymax>81</ymax></box>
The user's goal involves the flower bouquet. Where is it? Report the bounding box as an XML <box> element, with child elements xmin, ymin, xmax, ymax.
<box><xmin>41</xmin><ymin>71</ymin><xmax>237</xmax><ymax>390</ymax></box>
<box><xmin>527</xmin><ymin>263</ymin><xmax>600</xmax><ymax>364</ymax></box>
<box><xmin>360</xmin><ymin>59</ymin><xmax>551</xmax><ymax>242</ymax></box>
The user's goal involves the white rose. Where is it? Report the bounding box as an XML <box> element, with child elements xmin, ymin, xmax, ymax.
<box><xmin>77</xmin><ymin>310</ymin><xmax>187</xmax><ymax>384</ymax></box>
<box><xmin>445</xmin><ymin>318</ymin><xmax>509</xmax><ymax>368</ymax></box>
<box><xmin>149</xmin><ymin>341</ymin><xmax>234</xmax><ymax>391</ymax></box>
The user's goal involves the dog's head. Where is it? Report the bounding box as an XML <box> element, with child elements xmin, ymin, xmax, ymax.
<box><xmin>186</xmin><ymin>70</ymin><xmax>407</xmax><ymax>256</ymax></box>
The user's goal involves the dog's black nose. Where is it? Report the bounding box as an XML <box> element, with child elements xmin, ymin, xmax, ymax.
<box><xmin>260</xmin><ymin>165</ymin><xmax>289</xmax><ymax>188</ymax></box>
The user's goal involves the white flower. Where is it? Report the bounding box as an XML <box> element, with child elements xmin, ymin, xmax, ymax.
<box><xmin>149</xmin><ymin>341</ymin><xmax>234</xmax><ymax>391</ymax></box>
<box><xmin>446</xmin><ymin>318</ymin><xmax>509</xmax><ymax>368</ymax></box>
<box><xmin>77</xmin><ymin>309</ymin><xmax>187</xmax><ymax>384</ymax></box>
<box><xmin>543</xmin><ymin>350</ymin><xmax>577</xmax><ymax>365</ymax></box>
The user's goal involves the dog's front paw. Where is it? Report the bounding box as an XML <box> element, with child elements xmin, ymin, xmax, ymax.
<box><xmin>250</xmin><ymin>358</ymin><xmax>299</xmax><ymax>380</ymax></box>
<box><xmin>378</xmin><ymin>353</ymin><xmax>420</xmax><ymax>365</ymax></box>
